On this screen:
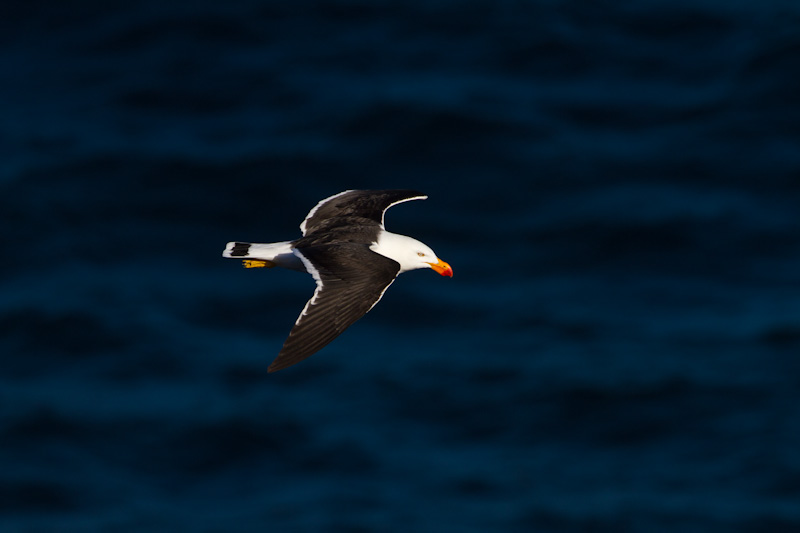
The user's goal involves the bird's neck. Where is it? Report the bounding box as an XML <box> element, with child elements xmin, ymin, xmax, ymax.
<box><xmin>370</xmin><ymin>230</ymin><xmax>422</xmax><ymax>272</ymax></box>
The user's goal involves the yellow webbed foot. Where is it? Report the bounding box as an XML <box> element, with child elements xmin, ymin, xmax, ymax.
<box><xmin>243</xmin><ymin>260</ymin><xmax>276</xmax><ymax>268</ymax></box>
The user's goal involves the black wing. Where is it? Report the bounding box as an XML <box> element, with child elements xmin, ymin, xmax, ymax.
<box><xmin>300</xmin><ymin>189</ymin><xmax>427</xmax><ymax>236</ymax></box>
<box><xmin>268</xmin><ymin>243</ymin><xmax>401</xmax><ymax>372</ymax></box>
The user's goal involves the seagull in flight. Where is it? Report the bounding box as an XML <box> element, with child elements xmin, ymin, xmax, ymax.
<box><xmin>222</xmin><ymin>189</ymin><xmax>453</xmax><ymax>372</ymax></box>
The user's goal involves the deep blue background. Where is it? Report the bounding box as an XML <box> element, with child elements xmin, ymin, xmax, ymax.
<box><xmin>3</xmin><ymin>1</ymin><xmax>800</xmax><ymax>531</ymax></box>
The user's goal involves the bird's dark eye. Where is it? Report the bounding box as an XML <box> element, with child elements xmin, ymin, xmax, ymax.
<box><xmin>417</xmin><ymin>252</ymin><xmax>425</xmax><ymax>257</ymax></box>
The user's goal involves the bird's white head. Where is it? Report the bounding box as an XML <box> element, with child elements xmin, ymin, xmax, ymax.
<box><xmin>372</xmin><ymin>231</ymin><xmax>453</xmax><ymax>277</ymax></box>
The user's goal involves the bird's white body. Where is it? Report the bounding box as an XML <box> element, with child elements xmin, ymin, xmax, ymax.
<box><xmin>223</xmin><ymin>231</ymin><xmax>442</xmax><ymax>275</ymax></box>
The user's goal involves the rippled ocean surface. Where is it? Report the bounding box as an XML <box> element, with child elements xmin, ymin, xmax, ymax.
<box><xmin>3</xmin><ymin>1</ymin><xmax>800</xmax><ymax>531</ymax></box>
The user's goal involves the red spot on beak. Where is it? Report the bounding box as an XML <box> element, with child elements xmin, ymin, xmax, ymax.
<box><xmin>429</xmin><ymin>258</ymin><xmax>453</xmax><ymax>277</ymax></box>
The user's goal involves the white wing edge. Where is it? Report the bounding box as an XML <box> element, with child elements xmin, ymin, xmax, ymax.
<box><xmin>380</xmin><ymin>195</ymin><xmax>428</xmax><ymax>228</ymax></box>
<box><xmin>299</xmin><ymin>190</ymin><xmax>354</xmax><ymax>235</ymax></box>
<box><xmin>292</xmin><ymin>249</ymin><xmax>324</xmax><ymax>325</ymax></box>
<box><xmin>366</xmin><ymin>278</ymin><xmax>396</xmax><ymax>313</ymax></box>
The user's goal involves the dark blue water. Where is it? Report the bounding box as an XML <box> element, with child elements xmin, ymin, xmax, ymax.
<box><xmin>3</xmin><ymin>1</ymin><xmax>800</xmax><ymax>531</ymax></box>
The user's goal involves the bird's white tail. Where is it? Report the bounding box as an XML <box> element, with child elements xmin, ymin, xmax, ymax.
<box><xmin>222</xmin><ymin>241</ymin><xmax>304</xmax><ymax>270</ymax></box>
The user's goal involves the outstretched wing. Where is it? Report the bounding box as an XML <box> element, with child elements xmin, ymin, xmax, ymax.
<box><xmin>300</xmin><ymin>189</ymin><xmax>427</xmax><ymax>236</ymax></box>
<box><xmin>268</xmin><ymin>243</ymin><xmax>400</xmax><ymax>372</ymax></box>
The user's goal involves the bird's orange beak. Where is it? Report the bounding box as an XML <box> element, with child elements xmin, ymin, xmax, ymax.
<box><xmin>428</xmin><ymin>258</ymin><xmax>453</xmax><ymax>277</ymax></box>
